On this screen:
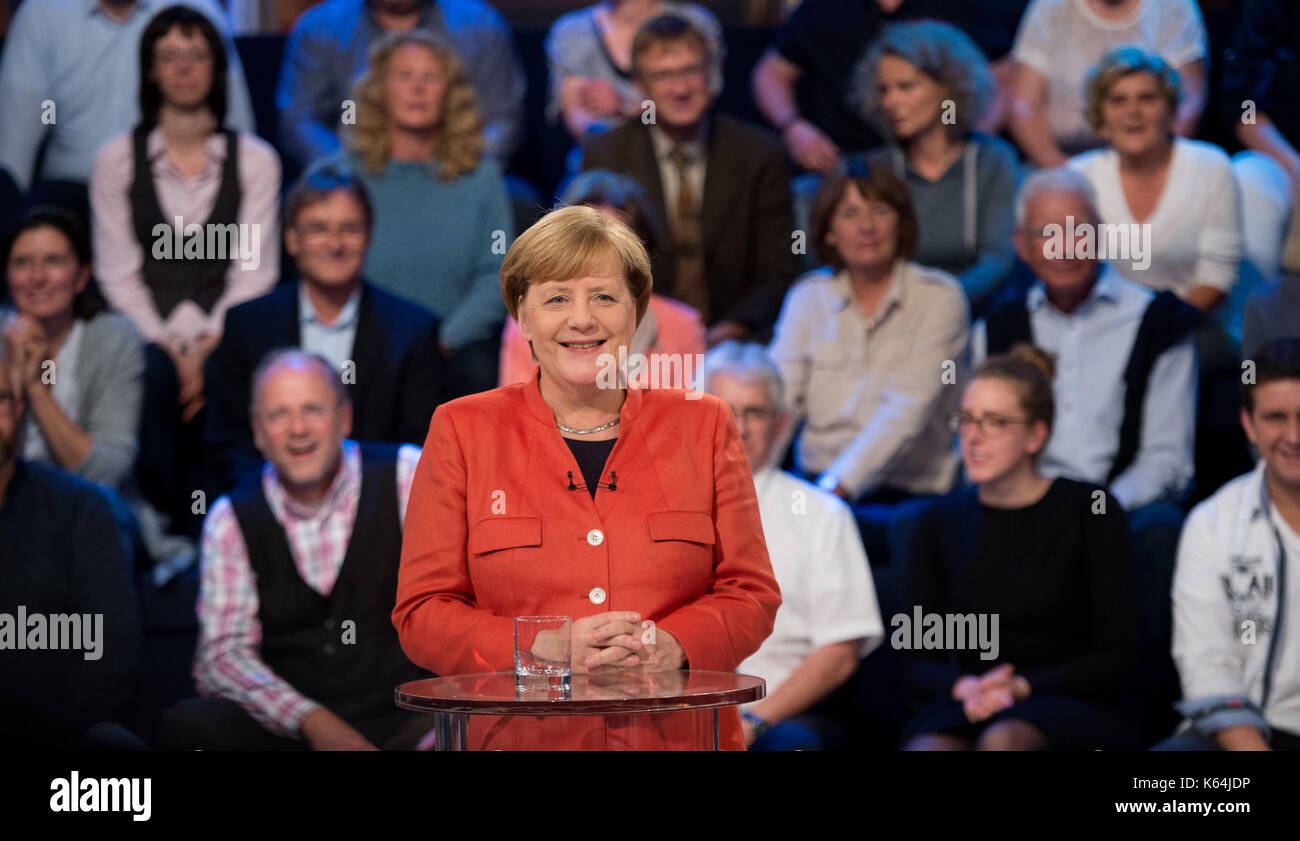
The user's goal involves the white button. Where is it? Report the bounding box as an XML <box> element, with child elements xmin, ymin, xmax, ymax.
<box><xmin>588</xmin><ymin>587</ymin><xmax>607</xmax><ymax>605</ymax></box>
<box><xmin>586</xmin><ymin>529</ymin><xmax>604</xmax><ymax>546</ymax></box>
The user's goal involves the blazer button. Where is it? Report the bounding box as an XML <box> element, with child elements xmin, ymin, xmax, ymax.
<box><xmin>588</xmin><ymin>587</ymin><xmax>607</xmax><ymax>605</ymax></box>
<box><xmin>323</xmin><ymin>643</ymin><xmax>336</xmax><ymax>655</ymax></box>
<box><xmin>586</xmin><ymin>529</ymin><xmax>604</xmax><ymax>546</ymax></box>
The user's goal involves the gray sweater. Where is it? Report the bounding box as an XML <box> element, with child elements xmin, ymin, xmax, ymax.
<box><xmin>1242</xmin><ymin>274</ymin><xmax>1300</xmax><ymax>358</ymax></box>
<box><xmin>1</xmin><ymin>308</ymin><xmax>144</xmax><ymax>489</ymax></box>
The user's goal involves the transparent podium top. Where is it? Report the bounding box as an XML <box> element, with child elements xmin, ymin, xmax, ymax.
<box><xmin>395</xmin><ymin>670</ymin><xmax>765</xmax><ymax>716</ymax></box>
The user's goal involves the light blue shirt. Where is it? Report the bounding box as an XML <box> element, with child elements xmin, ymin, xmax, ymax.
<box><xmin>299</xmin><ymin>283</ymin><xmax>361</xmax><ymax>374</ymax></box>
<box><xmin>972</xmin><ymin>266</ymin><xmax>1197</xmax><ymax>511</ymax></box>
<box><xmin>0</xmin><ymin>0</ymin><xmax>255</xmax><ymax>190</ymax></box>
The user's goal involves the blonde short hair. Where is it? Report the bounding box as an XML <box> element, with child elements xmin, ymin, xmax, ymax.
<box><xmin>348</xmin><ymin>31</ymin><xmax>485</xmax><ymax>181</ymax></box>
<box><xmin>1084</xmin><ymin>45</ymin><xmax>1182</xmax><ymax>133</ymax></box>
<box><xmin>500</xmin><ymin>206</ymin><xmax>653</xmax><ymax>325</ymax></box>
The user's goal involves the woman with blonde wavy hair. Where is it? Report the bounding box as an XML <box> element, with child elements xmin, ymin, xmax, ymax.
<box><xmin>339</xmin><ymin>30</ymin><xmax>513</xmax><ymax>397</ymax></box>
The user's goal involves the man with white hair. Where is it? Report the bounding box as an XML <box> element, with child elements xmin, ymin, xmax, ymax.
<box><xmin>974</xmin><ymin>167</ymin><xmax>1199</xmax><ymax>515</ymax></box>
<box><xmin>703</xmin><ymin>341</ymin><xmax>883</xmax><ymax>750</ymax></box>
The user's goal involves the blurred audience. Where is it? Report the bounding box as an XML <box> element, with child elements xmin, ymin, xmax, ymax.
<box><xmin>1068</xmin><ymin>46</ymin><xmax>1240</xmax><ymax>317</ymax></box>
<box><xmin>1162</xmin><ymin>338</ymin><xmax>1300</xmax><ymax>751</ymax></box>
<box><xmin>0</xmin><ymin>0</ymin><xmax>255</xmax><ymax>217</ymax></box>
<box><xmin>901</xmin><ymin>345</ymin><xmax>1140</xmax><ymax>750</ymax></box>
<box><xmin>768</xmin><ymin>163</ymin><xmax>968</xmax><ymax>505</ymax></box>
<box><xmin>583</xmin><ymin>13</ymin><xmax>795</xmax><ymax>346</ymax></box>
<box><xmin>340</xmin><ymin>30</ymin><xmax>512</xmax><ymax>397</ymax></box>
<box><xmin>1009</xmin><ymin>0</ymin><xmax>1207</xmax><ymax>168</ymax></box>
<box><xmin>854</xmin><ymin>21</ymin><xmax>1021</xmax><ymax>317</ymax></box>
<box><xmin>546</xmin><ymin>0</ymin><xmax>721</xmax><ymax>143</ymax></box>
<box><xmin>703</xmin><ymin>341</ymin><xmax>883</xmax><ymax>751</ymax></box>
<box><xmin>276</xmin><ymin>0</ymin><xmax>525</xmax><ymax>169</ymax></box>
<box><xmin>204</xmin><ymin>163</ymin><xmax>445</xmax><ymax>492</ymax></box>
<box><xmin>163</xmin><ymin>350</ymin><xmax>434</xmax><ymax>750</ymax></box>
<box><xmin>0</xmin><ymin>348</ymin><xmax>142</xmax><ymax>749</ymax></box>
<box><xmin>1243</xmin><ymin>271</ymin><xmax>1300</xmax><ymax>359</ymax></box>
<box><xmin>499</xmin><ymin>170</ymin><xmax>704</xmax><ymax>387</ymax></box>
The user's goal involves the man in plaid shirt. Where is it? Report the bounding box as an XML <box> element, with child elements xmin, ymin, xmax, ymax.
<box><xmin>161</xmin><ymin>349</ymin><xmax>433</xmax><ymax>749</ymax></box>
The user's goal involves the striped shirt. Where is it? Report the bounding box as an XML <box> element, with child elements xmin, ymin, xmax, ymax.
<box><xmin>194</xmin><ymin>439</ymin><xmax>421</xmax><ymax>738</ymax></box>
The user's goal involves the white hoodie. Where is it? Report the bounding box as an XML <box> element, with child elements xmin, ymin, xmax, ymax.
<box><xmin>1172</xmin><ymin>461</ymin><xmax>1300</xmax><ymax>738</ymax></box>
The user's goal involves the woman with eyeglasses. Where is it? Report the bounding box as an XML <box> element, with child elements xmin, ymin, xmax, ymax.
<box><xmin>899</xmin><ymin>343</ymin><xmax>1142</xmax><ymax>750</ymax></box>
<box><xmin>89</xmin><ymin>5</ymin><xmax>281</xmax><ymax>536</ymax></box>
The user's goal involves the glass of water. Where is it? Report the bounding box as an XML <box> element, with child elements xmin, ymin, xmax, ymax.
<box><xmin>514</xmin><ymin>615</ymin><xmax>572</xmax><ymax>683</ymax></box>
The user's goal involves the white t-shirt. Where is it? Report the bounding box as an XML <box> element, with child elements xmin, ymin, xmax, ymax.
<box><xmin>736</xmin><ymin>467</ymin><xmax>884</xmax><ymax>699</ymax></box>
<box><xmin>1068</xmin><ymin>138</ymin><xmax>1242</xmax><ymax>298</ymax></box>
<box><xmin>1012</xmin><ymin>0</ymin><xmax>1207</xmax><ymax>152</ymax></box>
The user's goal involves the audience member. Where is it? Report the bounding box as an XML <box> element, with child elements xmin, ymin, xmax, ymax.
<box><xmin>204</xmin><ymin>164</ymin><xmax>445</xmax><ymax>492</ymax></box>
<box><xmin>0</xmin><ymin>351</ymin><xmax>142</xmax><ymax>749</ymax></box>
<box><xmin>751</xmin><ymin>0</ymin><xmax>1030</xmax><ymax>172</ymax></box>
<box><xmin>1067</xmin><ymin>47</ymin><xmax>1240</xmax><ymax>317</ymax></box>
<box><xmin>499</xmin><ymin>170</ymin><xmax>703</xmax><ymax>387</ymax></box>
<box><xmin>90</xmin><ymin>6</ymin><xmax>281</xmax><ymax>428</ymax></box>
<box><xmin>546</xmin><ymin>1</ymin><xmax>721</xmax><ymax>143</ymax></box>
<box><xmin>1220</xmin><ymin>0</ymin><xmax>1300</xmax><ymax>285</ymax></box>
<box><xmin>0</xmin><ymin>0</ymin><xmax>255</xmax><ymax>215</ymax></box>
<box><xmin>1161</xmin><ymin>338</ymin><xmax>1300</xmax><ymax>751</ymax></box>
<box><xmin>1009</xmin><ymin>0</ymin><xmax>1207</xmax><ymax>168</ymax></box>
<box><xmin>854</xmin><ymin>21</ymin><xmax>1021</xmax><ymax>317</ymax></box>
<box><xmin>583</xmin><ymin>13</ymin><xmax>796</xmax><ymax>346</ymax></box>
<box><xmin>703</xmin><ymin>341</ymin><xmax>883</xmax><ymax>751</ymax></box>
<box><xmin>768</xmin><ymin>163</ymin><xmax>969</xmax><ymax>505</ymax></box>
<box><xmin>2</xmin><ymin>207</ymin><xmax>199</xmax><ymax>569</ymax></box>
<box><xmin>276</xmin><ymin>0</ymin><xmax>525</xmax><ymax>169</ymax></box>
<box><xmin>976</xmin><ymin>168</ymin><xmax>1198</xmax><ymax>510</ymax></box>
<box><xmin>341</xmin><ymin>30</ymin><xmax>512</xmax><ymax>397</ymax></box>
<box><xmin>900</xmin><ymin>345</ymin><xmax>1140</xmax><ymax>750</ymax></box>
<box><xmin>2</xmin><ymin>209</ymin><xmax>143</xmax><ymax>492</ymax></box>
<box><xmin>163</xmin><ymin>350</ymin><xmax>434</xmax><ymax>749</ymax></box>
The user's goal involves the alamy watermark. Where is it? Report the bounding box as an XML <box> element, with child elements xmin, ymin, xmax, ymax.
<box><xmin>50</xmin><ymin>772</ymin><xmax>150</xmax><ymax>821</ymax></box>
<box><xmin>1040</xmin><ymin>215</ymin><xmax>1152</xmax><ymax>271</ymax></box>
<box><xmin>0</xmin><ymin>606</ymin><xmax>103</xmax><ymax>660</ymax></box>
<box><xmin>596</xmin><ymin>347</ymin><xmax>704</xmax><ymax>399</ymax></box>
<box><xmin>890</xmin><ymin>606</ymin><xmax>1000</xmax><ymax>661</ymax></box>
<box><xmin>151</xmin><ymin>217</ymin><xmax>261</xmax><ymax>270</ymax></box>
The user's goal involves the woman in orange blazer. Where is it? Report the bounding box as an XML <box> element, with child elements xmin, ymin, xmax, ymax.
<box><xmin>393</xmin><ymin>205</ymin><xmax>781</xmax><ymax>750</ymax></box>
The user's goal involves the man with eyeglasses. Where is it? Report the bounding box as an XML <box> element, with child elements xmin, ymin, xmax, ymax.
<box><xmin>582</xmin><ymin>13</ymin><xmax>796</xmax><ymax>348</ymax></box>
<box><xmin>702</xmin><ymin>341</ymin><xmax>883</xmax><ymax>750</ymax></box>
<box><xmin>162</xmin><ymin>349</ymin><xmax>433</xmax><ymax>749</ymax></box>
<box><xmin>204</xmin><ymin>163</ymin><xmax>447</xmax><ymax>491</ymax></box>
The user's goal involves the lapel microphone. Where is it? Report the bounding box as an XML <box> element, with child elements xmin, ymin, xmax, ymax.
<box><xmin>566</xmin><ymin>471</ymin><xmax>618</xmax><ymax>492</ymax></box>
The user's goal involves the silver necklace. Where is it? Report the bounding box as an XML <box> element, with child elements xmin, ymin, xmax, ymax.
<box><xmin>555</xmin><ymin>417</ymin><xmax>620</xmax><ymax>435</ymax></box>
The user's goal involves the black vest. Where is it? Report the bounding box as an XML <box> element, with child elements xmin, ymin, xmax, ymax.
<box><xmin>129</xmin><ymin>126</ymin><xmax>241</xmax><ymax>320</ymax></box>
<box><xmin>984</xmin><ymin>287</ymin><xmax>1199</xmax><ymax>482</ymax></box>
<box><xmin>228</xmin><ymin>442</ymin><xmax>430</xmax><ymax>736</ymax></box>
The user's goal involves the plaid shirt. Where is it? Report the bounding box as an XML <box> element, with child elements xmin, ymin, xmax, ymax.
<box><xmin>194</xmin><ymin>440</ymin><xmax>421</xmax><ymax>738</ymax></box>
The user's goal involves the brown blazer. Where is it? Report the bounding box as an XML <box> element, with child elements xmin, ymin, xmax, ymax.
<box><xmin>582</xmin><ymin>114</ymin><xmax>797</xmax><ymax>336</ymax></box>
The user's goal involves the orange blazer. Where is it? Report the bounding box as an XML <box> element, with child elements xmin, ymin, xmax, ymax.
<box><xmin>393</xmin><ymin>374</ymin><xmax>781</xmax><ymax>750</ymax></box>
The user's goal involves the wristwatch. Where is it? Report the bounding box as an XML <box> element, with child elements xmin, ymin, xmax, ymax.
<box><xmin>817</xmin><ymin>473</ymin><xmax>840</xmax><ymax>494</ymax></box>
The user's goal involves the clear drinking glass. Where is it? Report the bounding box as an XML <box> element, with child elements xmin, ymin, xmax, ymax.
<box><xmin>514</xmin><ymin>615</ymin><xmax>572</xmax><ymax>683</ymax></box>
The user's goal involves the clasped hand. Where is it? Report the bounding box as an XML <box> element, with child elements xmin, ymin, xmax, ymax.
<box><xmin>952</xmin><ymin>663</ymin><xmax>1031</xmax><ymax>723</ymax></box>
<box><xmin>537</xmin><ymin>612</ymin><xmax>684</xmax><ymax>675</ymax></box>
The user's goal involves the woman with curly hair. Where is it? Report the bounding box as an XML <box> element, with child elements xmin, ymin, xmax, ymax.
<box><xmin>852</xmin><ymin>21</ymin><xmax>1021</xmax><ymax>318</ymax></box>
<box><xmin>341</xmin><ymin>30</ymin><xmax>514</xmax><ymax>397</ymax></box>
